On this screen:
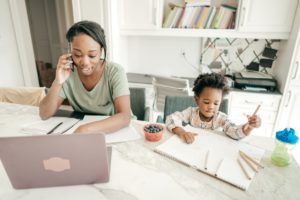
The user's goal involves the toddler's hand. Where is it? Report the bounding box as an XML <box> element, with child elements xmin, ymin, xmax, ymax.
<box><xmin>247</xmin><ymin>114</ymin><xmax>261</xmax><ymax>128</ymax></box>
<box><xmin>178</xmin><ymin>132</ymin><xmax>198</xmax><ymax>144</ymax></box>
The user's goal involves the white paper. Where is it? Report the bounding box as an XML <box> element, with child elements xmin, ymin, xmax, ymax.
<box><xmin>154</xmin><ymin>125</ymin><xmax>265</xmax><ymax>190</ymax></box>
<box><xmin>65</xmin><ymin>115</ymin><xmax>141</xmax><ymax>144</ymax></box>
<box><xmin>21</xmin><ymin>117</ymin><xmax>80</xmax><ymax>135</ymax></box>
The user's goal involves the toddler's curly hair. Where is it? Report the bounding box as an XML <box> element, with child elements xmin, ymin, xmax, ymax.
<box><xmin>193</xmin><ymin>73</ymin><xmax>229</xmax><ymax>97</ymax></box>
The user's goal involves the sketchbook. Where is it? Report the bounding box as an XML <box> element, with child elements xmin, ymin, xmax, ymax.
<box><xmin>154</xmin><ymin>125</ymin><xmax>265</xmax><ymax>190</ymax></box>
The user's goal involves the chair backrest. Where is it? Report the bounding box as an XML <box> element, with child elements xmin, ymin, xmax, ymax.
<box><xmin>152</xmin><ymin>76</ymin><xmax>190</xmax><ymax>112</ymax></box>
<box><xmin>163</xmin><ymin>95</ymin><xmax>228</xmax><ymax>122</ymax></box>
<box><xmin>0</xmin><ymin>87</ymin><xmax>46</xmax><ymax>106</ymax></box>
<box><xmin>129</xmin><ymin>87</ymin><xmax>146</xmax><ymax>120</ymax></box>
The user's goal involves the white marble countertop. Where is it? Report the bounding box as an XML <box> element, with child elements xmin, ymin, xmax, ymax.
<box><xmin>0</xmin><ymin>102</ymin><xmax>299</xmax><ymax>200</ymax></box>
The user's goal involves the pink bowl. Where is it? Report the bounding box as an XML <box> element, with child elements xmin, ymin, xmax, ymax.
<box><xmin>143</xmin><ymin>124</ymin><xmax>164</xmax><ymax>142</ymax></box>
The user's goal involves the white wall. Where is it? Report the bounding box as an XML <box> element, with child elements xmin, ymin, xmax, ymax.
<box><xmin>0</xmin><ymin>0</ymin><xmax>25</xmax><ymax>86</ymax></box>
<box><xmin>126</xmin><ymin>36</ymin><xmax>201</xmax><ymax>77</ymax></box>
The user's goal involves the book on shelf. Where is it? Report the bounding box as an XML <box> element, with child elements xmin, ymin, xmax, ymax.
<box><xmin>154</xmin><ymin>125</ymin><xmax>265</xmax><ymax>191</ymax></box>
<box><xmin>172</xmin><ymin>7</ymin><xmax>184</xmax><ymax>28</ymax></box>
<box><xmin>187</xmin><ymin>6</ymin><xmax>199</xmax><ymax>28</ymax></box>
<box><xmin>219</xmin><ymin>4</ymin><xmax>237</xmax><ymax>29</ymax></box>
<box><xmin>196</xmin><ymin>6</ymin><xmax>210</xmax><ymax>28</ymax></box>
<box><xmin>163</xmin><ymin>6</ymin><xmax>178</xmax><ymax>28</ymax></box>
<box><xmin>211</xmin><ymin>6</ymin><xmax>225</xmax><ymax>29</ymax></box>
<box><xmin>185</xmin><ymin>0</ymin><xmax>211</xmax><ymax>7</ymax></box>
<box><xmin>162</xmin><ymin>1</ymin><xmax>236</xmax><ymax>30</ymax></box>
<box><xmin>181</xmin><ymin>6</ymin><xmax>193</xmax><ymax>28</ymax></box>
<box><xmin>204</xmin><ymin>6</ymin><xmax>217</xmax><ymax>28</ymax></box>
<box><xmin>174</xmin><ymin>6</ymin><xmax>184</xmax><ymax>28</ymax></box>
<box><xmin>190</xmin><ymin>7</ymin><xmax>203</xmax><ymax>28</ymax></box>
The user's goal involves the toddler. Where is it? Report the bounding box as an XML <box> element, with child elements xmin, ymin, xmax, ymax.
<box><xmin>166</xmin><ymin>73</ymin><xmax>261</xmax><ymax>144</ymax></box>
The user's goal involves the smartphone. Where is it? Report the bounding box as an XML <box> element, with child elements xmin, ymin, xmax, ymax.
<box><xmin>68</xmin><ymin>42</ymin><xmax>74</xmax><ymax>72</ymax></box>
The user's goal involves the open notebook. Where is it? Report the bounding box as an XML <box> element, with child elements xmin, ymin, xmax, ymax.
<box><xmin>21</xmin><ymin>117</ymin><xmax>80</xmax><ymax>135</ymax></box>
<box><xmin>154</xmin><ymin>125</ymin><xmax>265</xmax><ymax>190</ymax></box>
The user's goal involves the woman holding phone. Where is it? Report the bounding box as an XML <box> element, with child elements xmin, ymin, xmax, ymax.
<box><xmin>39</xmin><ymin>20</ymin><xmax>131</xmax><ymax>134</ymax></box>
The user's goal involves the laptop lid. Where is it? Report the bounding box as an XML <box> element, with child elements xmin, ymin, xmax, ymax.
<box><xmin>0</xmin><ymin>134</ymin><xmax>111</xmax><ymax>189</ymax></box>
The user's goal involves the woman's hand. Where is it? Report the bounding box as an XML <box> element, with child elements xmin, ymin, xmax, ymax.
<box><xmin>73</xmin><ymin>124</ymin><xmax>91</xmax><ymax>134</ymax></box>
<box><xmin>55</xmin><ymin>53</ymin><xmax>73</xmax><ymax>85</ymax></box>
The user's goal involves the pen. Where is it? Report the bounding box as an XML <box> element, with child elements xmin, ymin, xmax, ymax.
<box><xmin>46</xmin><ymin>122</ymin><xmax>63</xmax><ymax>135</ymax></box>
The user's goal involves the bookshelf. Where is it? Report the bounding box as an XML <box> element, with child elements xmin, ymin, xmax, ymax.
<box><xmin>119</xmin><ymin>0</ymin><xmax>298</xmax><ymax>39</ymax></box>
<box><xmin>120</xmin><ymin>28</ymin><xmax>289</xmax><ymax>39</ymax></box>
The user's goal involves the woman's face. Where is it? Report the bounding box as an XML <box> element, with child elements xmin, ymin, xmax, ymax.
<box><xmin>71</xmin><ymin>34</ymin><xmax>102</xmax><ymax>76</ymax></box>
<box><xmin>195</xmin><ymin>87</ymin><xmax>222</xmax><ymax>119</ymax></box>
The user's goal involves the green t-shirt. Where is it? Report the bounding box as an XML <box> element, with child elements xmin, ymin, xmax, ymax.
<box><xmin>59</xmin><ymin>62</ymin><xmax>130</xmax><ymax>115</ymax></box>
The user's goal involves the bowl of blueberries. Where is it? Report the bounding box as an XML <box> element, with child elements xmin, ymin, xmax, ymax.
<box><xmin>143</xmin><ymin>123</ymin><xmax>164</xmax><ymax>142</ymax></box>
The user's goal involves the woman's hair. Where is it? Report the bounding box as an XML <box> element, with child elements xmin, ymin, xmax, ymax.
<box><xmin>66</xmin><ymin>20</ymin><xmax>107</xmax><ymax>62</ymax></box>
<box><xmin>193</xmin><ymin>73</ymin><xmax>229</xmax><ymax>97</ymax></box>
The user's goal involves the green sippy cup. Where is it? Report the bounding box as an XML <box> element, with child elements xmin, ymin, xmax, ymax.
<box><xmin>271</xmin><ymin>128</ymin><xmax>299</xmax><ymax>167</ymax></box>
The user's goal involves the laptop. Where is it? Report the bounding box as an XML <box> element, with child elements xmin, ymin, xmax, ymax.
<box><xmin>0</xmin><ymin>134</ymin><xmax>111</xmax><ymax>189</ymax></box>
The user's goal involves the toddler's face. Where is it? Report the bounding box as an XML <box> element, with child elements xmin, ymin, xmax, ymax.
<box><xmin>195</xmin><ymin>87</ymin><xmax>222</xmax><ymax>119</ymax></box>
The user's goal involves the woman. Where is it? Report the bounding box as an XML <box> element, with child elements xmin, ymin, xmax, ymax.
<box><xmin>39</xmin><ymin>20</ymin><xmax>131</xmax><ymax>134</ymax></box>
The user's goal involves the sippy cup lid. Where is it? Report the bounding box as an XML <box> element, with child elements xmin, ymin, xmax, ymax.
<box><xmin>276</xmin><ymin>128</ymin><xmax>299</xmax><ymax>144</ymax></box>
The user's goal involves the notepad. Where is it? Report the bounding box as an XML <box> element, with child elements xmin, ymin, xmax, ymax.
<box><xmin>64</xmin><ymin>115</ymin><xmax>141</xmax><ymax>144</ymax></box>
<box><xmin>154</xmin><ymin>125</ymin><xmax>265</xmax><ymax>190</ymax></box>
<box><xmin>21</xmin><ymin>117</ymin><xmax>80</xmax><ymax>135</ymax></box>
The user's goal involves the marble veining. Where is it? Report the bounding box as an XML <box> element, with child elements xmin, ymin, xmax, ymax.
<box><xmin>0</xmin><ymin>102</ymin><xmax>300</xmax><ymax>200</ymax></box>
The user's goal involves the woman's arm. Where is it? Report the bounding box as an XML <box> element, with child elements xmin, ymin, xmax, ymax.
<box><xmin>39</xmin><ymin>54</ymin><xmax>72</xmax><ymax>120</ymax></box>
<box><xmin>74</xmin><ymin>95</ymin><xmax>131</xmax><ymax>134</ymax></box>
<box><xmin>39</xmin><ymin>81</ymin><xmax>65</xmax><ymax>120</ymax></box>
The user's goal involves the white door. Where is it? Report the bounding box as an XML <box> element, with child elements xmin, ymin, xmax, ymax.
<box><xmin>238</xmin><ymin>0</ymin><xmax>298</xmax><ymax>33</ymax></box>
<box><xmin>119</xmin><ymin>0</ymin><xmax>163</xmax><ymax>30</ymax></box>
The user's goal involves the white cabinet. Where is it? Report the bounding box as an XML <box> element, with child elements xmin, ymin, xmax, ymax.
<box><xmin>118</xmin><ymin>0</ymin><xmax>299</xmax><ymax>39</ymax></box>
<box><xmin>276</xmin><ymin>40</ymin><xmax>300</xmax><ymax>133</ymax></box>
<box><xmin>238</xmin><ymin>0</ymin><xmax>298</xmax><ymax>33</ymax></box>
<box><xmin>119</xmin><ymin>0</ymin><xmax>164</xmax><ymax>30</ymax></box>
<box><xmin>280</xmin><ymin>87</ymin><xmax>300</xmax><ymax>131</ymax></box>
<box><xmin>228</xmin><ymin>91</ymin><xmax>281</xmax><ymax>137</ymax></box>
<box><xmin>289</xmin><ymin>44</ymin><xmax>300</xmax><ymax>87</ymax></box>
<box><xmin>274</xmin><ymin>2</ymin><xmax>300</xmax><ymax>132</ymax></box>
